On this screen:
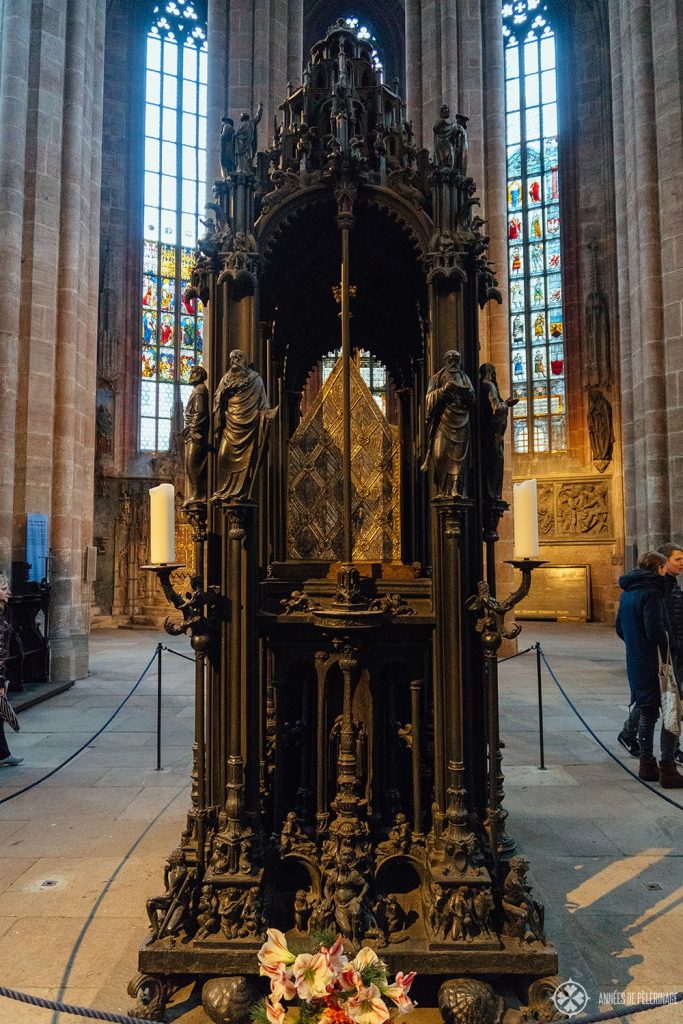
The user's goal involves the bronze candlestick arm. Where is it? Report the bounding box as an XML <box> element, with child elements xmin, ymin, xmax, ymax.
<box><xmin>466</xmin><ymin>557</ymin><xmax>546</xmax><ymax>870</ymax></box>
<box><xmin>466</xmin><ymin>558</ymin><xmax>547</xmax><ymax>648</ymax></box>
<box><xmin>141</xmin><ymin>564</ymin><xmax>221</xmax><ymax>653</ymax></box>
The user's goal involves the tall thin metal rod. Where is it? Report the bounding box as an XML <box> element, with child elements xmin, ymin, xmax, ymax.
<box><xmin>536</xmin><ymin>643</ymin><xmax>546</xmax><ymax>770</ymax></box>
<box><xmin>340</xmin><ymin>227</ymin><xmax>353</xmax><ymax>564</ymax></box>
<box><xmin>155</xmin><ymin>643</ymin><xmax>162</xmax><ymax>772</ymax></box>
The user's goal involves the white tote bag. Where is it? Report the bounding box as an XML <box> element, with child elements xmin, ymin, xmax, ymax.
<box><xmin>660</xmin><ymin>639</ymin><xmax>682</xmax><ymax>736</ymax></box>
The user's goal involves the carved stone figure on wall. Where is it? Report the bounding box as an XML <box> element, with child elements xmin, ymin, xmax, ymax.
<box><xmin>557</xmin><ymin>482</ymin><xmax>609</xmax><ymax>536</ymax></box>
<box><xmin>220</xmin><ymin>117</ymin><xmax>236</xmax><ymax>177</ymax></box>
<box><xmin>479</xmin><ymin>363</ymin><xmax>518</xmax><ymax>501</ymax></box>
<box><xmin>422</xmin><ymin>350</ymin><xmax>476</xmax><ymax>498</ymax></box>
<box><xmin>213</xmin><ymin>350</ymin><xmax>270</xmax><ymax>501</ymax></box>
<box><xmin>235</xmin><ymin>102</ymin><xmax>263</xmax><ymax>173</ymax></box>
<box><xmin>433</xmin><ymin>105</ymin><xmax>468</xmax><ymax>174</ymax></box>
<box><xmin>587</xmin><ymin>386</ymin><xmax>614</xmax><ymax>473</ymax></box>
<box><xmin>585</xmin><ymin>240</ymin><xmax>611</xmax><ymax>389</ymax></box>
<box><xmin>182</xmin><ymin>365</ymin><xmax>209</xmax><ymax>504</ymax></box>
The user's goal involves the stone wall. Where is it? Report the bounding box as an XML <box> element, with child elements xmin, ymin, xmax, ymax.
<box><xmin>0</xmin><ymin>0</ymin><xmax>106</xmax><ymax>679</ymax></box>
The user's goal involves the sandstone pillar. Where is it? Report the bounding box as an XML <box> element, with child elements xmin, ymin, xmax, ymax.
<box><xmin>207</xmin><ymin>0</ymin><xmax>230</xmax><ymax>190</ymax></box>
<box><xmin>0</xmin><ymin>1</ymin><xmax>31</xmax><ymax>570</ymax></box>
<box><xmin>610</xmin><ymin>0</ymin><xmax>676</xmax><ymax>551</ymax></box>
<box><xmin>404</xmin><ymin>0</ymin><xmax>422</xmax><ymax>146</ymax></box>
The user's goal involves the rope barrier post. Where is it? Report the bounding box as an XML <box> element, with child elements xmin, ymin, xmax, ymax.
<box><xmin>536</xmin><ymin>642</ymin><xmax>546</xmax><ymax>770</ymax></box>
<box><xmin>155</xmin><ymin>642</ymin><xmax>162</xmax><ymax>772</ymax></box>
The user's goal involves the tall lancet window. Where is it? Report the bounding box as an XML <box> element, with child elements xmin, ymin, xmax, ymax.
<box><xmin>503</xmin><ymin>1</ymin><xmax>565</xmax><ymax>454</ymax></box>
<box><xmin>140</xmin><ymin>2</ymin><xmax>207</xmax><ymax>453</ymax></box>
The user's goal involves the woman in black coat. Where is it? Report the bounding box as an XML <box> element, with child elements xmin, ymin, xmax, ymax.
<box><xmin>616</xmin><ymin>551</ymin><xmax>683</xmax><ymax>787</ymax></box>
<box><xmin>0</xmin><ymin>575</ymin><xmax>23</xmax><ymax>767</ymax></box>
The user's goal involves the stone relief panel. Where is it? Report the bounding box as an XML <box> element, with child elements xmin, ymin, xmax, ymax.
<box><xmin>534</xmin><ymin>478</ymin><xmax>612</xmax><ymax>543</ymax></box>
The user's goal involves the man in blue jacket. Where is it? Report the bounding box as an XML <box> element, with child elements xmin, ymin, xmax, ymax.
<box><xmin>617</xmin><ymin>544</ymin><xmax>683</xmax><ymax>762</ymax></box>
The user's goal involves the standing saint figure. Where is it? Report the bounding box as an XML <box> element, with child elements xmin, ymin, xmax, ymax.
<box><xmin>213</xmin><ymin>350</ymin><xmax>270</xmax><ymax>501</ymax></box>
<box><xmin>182</xmin><ymin>364</ymin><xmax>209</xmax><ymax>504</ymax></box>
<box><xmin>422</xmin><ymin>350</ymin><xmax>476</xmax><ymax>498</ymax></box>
<box><xmin>220</xmin><ymin>116</ymin><xmax>236</xmax><ymax>177</ymax></box>
<box><xmin>587</xmin><ymin>386</ymin><xmax>614</xmax><ymax>472</ymax></box>
<box><xmin>432</xmin><ymin>104</ymin><xmax>468</xmax><ymax>173</ymax></box>
<box><xmin>235</xmin><ymin>102</ymin><xmax>263</xmax><ymax>173</ymax></box>
<box><xmin>479</xmin><ymin>363</ymin><xmax>518</xmax><ymax>502</ymax></box>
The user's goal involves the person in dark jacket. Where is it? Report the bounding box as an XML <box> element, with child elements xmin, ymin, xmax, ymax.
<box><xmin>0</xmin><ymin>574</ymin><xmax>23</xmax><ymax>767</ymax></box>
<box><xmin>618</xmin><ymin>543</ymin><xmax>683</xmax><ymax>761</ymax></box>
<box><xmin>615</xmin><ymin>551</ymin><xmax>683</xmax><ymax>787</ymax></box>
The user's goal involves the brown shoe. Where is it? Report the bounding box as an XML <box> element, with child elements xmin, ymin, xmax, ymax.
<box><xmin>658</xmin><ymin>761</ymin><xmax>683</xmax><ymax>788</ymax></box>
<box><xmin>638</xmin><ymin>754</ymin><xmax>659</xmax><ymax>781</ymax></box>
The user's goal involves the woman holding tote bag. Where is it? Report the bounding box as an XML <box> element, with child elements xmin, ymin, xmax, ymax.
<box><xmin>616</xmin><ymin>551</ymin><xmax>683</xmax><ymax>788</ymax></box>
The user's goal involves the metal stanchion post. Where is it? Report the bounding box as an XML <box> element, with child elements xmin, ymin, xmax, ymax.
<box><xmin>536</xmin><ymin>642</ymin><xmax>546</xmax><ymax>770</ymax></box>
<box><xmin>156</xmin><ymin>642</ymin><xmax>162</xmax><ymax>771</ymax></box>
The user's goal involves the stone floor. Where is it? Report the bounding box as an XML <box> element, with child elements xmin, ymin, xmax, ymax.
<box><xmin>0</xmin><ymin>623</ymin><xmax>681</xmax><ymax>1023</ymax></box>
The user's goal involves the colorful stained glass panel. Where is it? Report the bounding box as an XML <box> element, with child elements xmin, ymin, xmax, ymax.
<box><xmin>139</xmin><ymin>6</ymin><xmax>208</xmax><ymax>453</ymax></box>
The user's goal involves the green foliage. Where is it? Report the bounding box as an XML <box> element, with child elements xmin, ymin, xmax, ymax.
<box><xmin>360</xmin><ymin>960</ymin><xmax>388</xmax><ymax>990</ymax></box>
<box><xmin>299</xmin><ymin>999</ymin><xmax>325</xmax><ymax>1024</ymax></box>
<box><xmin>250</xmin><ymin>999</ymin><xmax>269</xmax><ymax>1024</ymax></box>
<box><xmin>309</xmin><ymin>927</ymin><xmax>337</xmax><ymax>949</ymax></box>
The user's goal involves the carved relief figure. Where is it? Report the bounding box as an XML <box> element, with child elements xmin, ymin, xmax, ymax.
<box><xmin>235</xmin><ymin>102</ymin><xmax>263</xmax><ymax>172</ymax></box>
<box><xmin>324</xmin><ymin>849</ymin><xmax>371</xmax><ymax>943</ymax></box>
<box><xmin>213</xmin><ymin>350</ymin><xmax>270</xmax><ymax>501</ymax></box>
<box><xmin>479</xmin><ymin>363</ymin><xmax>518</xmax><ymax>502</ymax></box>
<box><xmin>587</xmin><ymin>386</ymin><xmax>614</xmax><ymax>472</ymax></box>
<box><xmin>182</xmin><ymin>365</ymin><xmax>209</xmax><ymax>504</ymax></box>
<box><xmin>220</xmin><ymin>116</ymin><xmax>236</xmax><ymax>177</ymax></box>
<box><xmin>502</xmin><ymin>856</ymin><xmax>546</xmax><ymax>944</ymax></box>
<box><xmin>422</xmin><ymin>350</ymin><xmax>476</xmax><ymax>498</ymax></box>
<box><xmin>146</xmin><ymin>848</ymin><xmax>190</xmax><ymax>940</ymax></box>
<box><xmin>556</xmin><ymin>482</ymin><xmax>609</xmax><ymax>536</ymax></box>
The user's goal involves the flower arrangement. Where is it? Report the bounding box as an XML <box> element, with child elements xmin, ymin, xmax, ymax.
<box><xmin>253</xmin><ymin>929</ymin><xmax>416</xmax><ymax>1024</ymax></box>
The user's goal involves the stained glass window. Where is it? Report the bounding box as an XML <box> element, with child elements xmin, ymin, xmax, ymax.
<box><xmin>322</xmin><ymin>350</ymin><xmax>389</xmax><ymax>415</ymax></box>
<box><xmin>140</xmin><ymin>2</ymin><xmax>207</xmax><ymax>452</ymax></box>
<box><xmin>503</xmin><ymin>1</ymin><xmax>566</xmax><ymax>454</ymax></box>
<box><xmin>344</xmin><ymin>16</ymin><xmax>383</xmax><ymax>73</ymax></box>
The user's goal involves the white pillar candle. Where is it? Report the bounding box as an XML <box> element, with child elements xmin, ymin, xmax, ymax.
<box><xmin>513</xmin><ymin>479</ymin><xmax>539</xmax><ymax>559</ymax></box>
<box><xmin>149</xmin><ymin>483</ymin><xmax>175</xmax><ymax>564</ymax></box>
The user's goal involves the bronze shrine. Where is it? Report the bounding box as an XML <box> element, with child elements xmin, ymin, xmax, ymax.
<box><xmin>132</xmin><ymin>20</ymin><xmax>559</xmax><ymax>1023</ymax></box>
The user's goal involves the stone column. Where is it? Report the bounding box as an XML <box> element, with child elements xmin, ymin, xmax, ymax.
<box><xmin>440</xmin><ymin>0</ymin><xmax>459</xmax><ymax>111</ymax></box>
<box><xmin>287</xmin><ymin>0</ymin><xmax>303</xmax><ymax>86</ymax></box>
<box><xmin>651</xmin><ymin>0</ymin><xmax>683</xmax><ymax>529</ymax></box>
<box><xmin>0</xmin><ymin>1</ymin><xmax>31</xmax><ymax>569</ymax></box>
<box><xmin>206</xmin><ymin>0</ymin><xmax>230</xmax><ymax>190</ymax></box>
<box><xmin>610</xmin><ymin>0</ymin><xmax>673</xmax><ymax>551</ymax></box>
<box><xmin>50</xmin><ymin>0</ymin><xmax>106</xmax><ymax>681</ymax></box>
<box><xmin>404</xmin><ymin>0</ymin><xmax>422</xmax><ymax>145</ymax></box>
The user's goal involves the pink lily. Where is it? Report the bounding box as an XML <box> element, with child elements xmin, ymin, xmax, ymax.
<box><xmin>258</xmin><ymin>929</ymin><xmax>296</xmax><ymax>970</ymax></box>
<box><xmin>347</xmin><ymin>983</ymin><xmax>390</xmax><ymax>1024</ymax></box>
<box><xmin>260</xmin><ymin>962</ymin><xmax>297</xmax><ymax>1002</ymax></box>
<box><xmin>293</xmin><ymin>951</ymin><xmax>335</xmax><ymax>1000</ymax></box>
<box><xmin>382</xmin><ymin>971</ymin><xmax>417</xmax><ymax>1012</ymax></box>
<box><xmin>265</xmin><ymin>999</ymin><xmax>286</xmax><ymax>1024</ymax></box>
<box><xmin>321</xmin><ymin>934</ymin><xmax>348</xmax><ymax>975</ymax></box>
<box><xmin>339</xmin><ymin>965</ymin><xmax>363</xmax><ymax>993</ymax></box>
